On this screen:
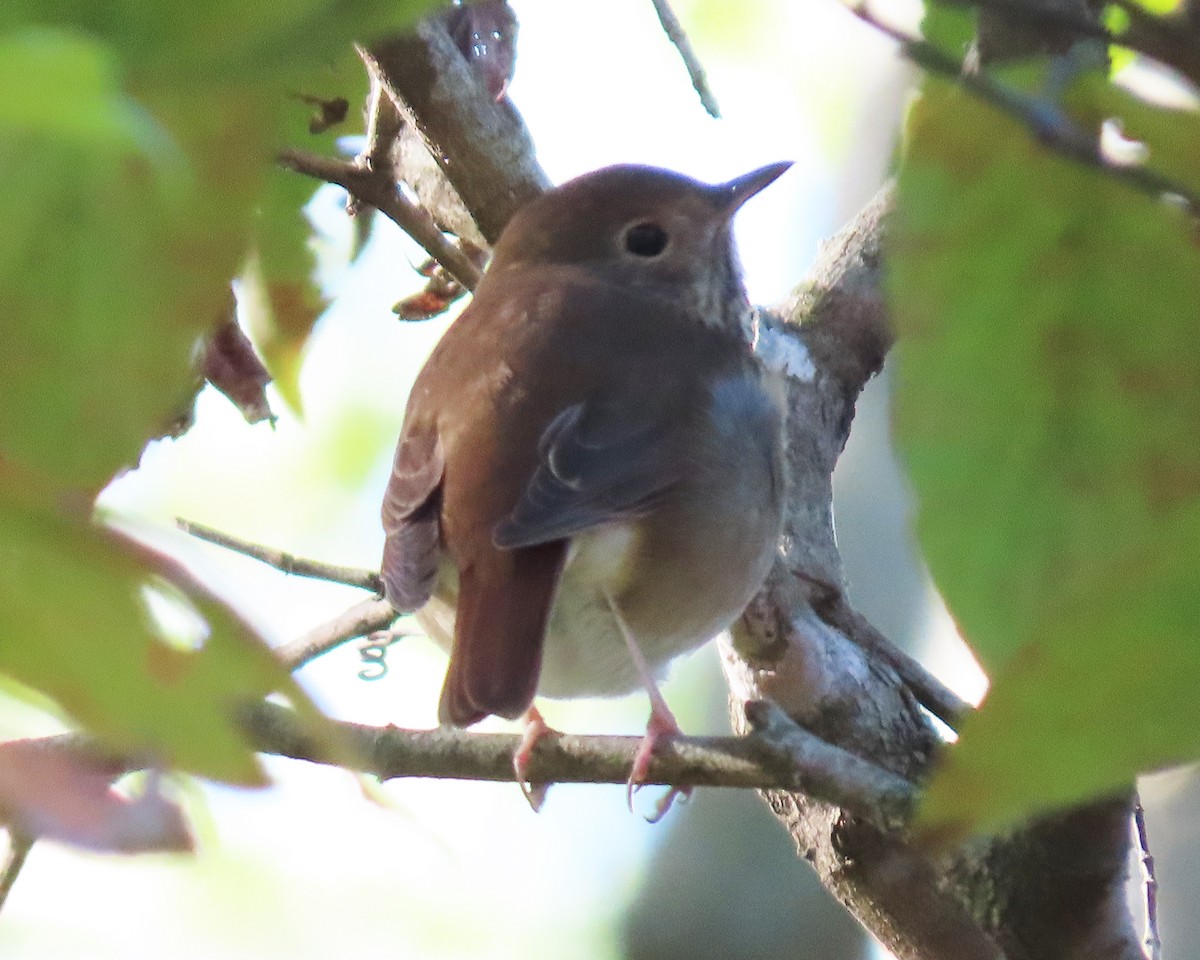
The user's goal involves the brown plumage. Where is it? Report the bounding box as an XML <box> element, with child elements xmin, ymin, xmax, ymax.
<box><xmin>381</xmin><ymin>163</ymin><xmax>788</xmax><ymax>738</ymax></box>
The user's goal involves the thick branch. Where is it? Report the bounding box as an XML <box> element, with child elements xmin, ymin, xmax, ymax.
<box><xmin>242</xmin><ymin>699</ymin><xmax>912</xmax><ymax>823</ymax></box>
<box><xmin>364</xmin><ymin>22</ymin><xmax>550</xmax><ymax>244</ymax></box>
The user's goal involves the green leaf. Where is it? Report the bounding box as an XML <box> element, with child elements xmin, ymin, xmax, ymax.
<box><xmin>921</xmin><ymin>1</ymin><xmax>975</xmax><ymax>56</ymax></box>
<box><xmin>2</xmin><ymin>2</ymin><xmax>445</xmax><ymax>491</ymax></box>
<box><xmin>1129</xmin><ymin>0</ymin><xmax>1185</xmax><ymax>14</ymax></box>
<box><xmin>0</xmin><ymin>1</ymin><xmax>444</xmax><ymax>779</ymax></box>
<box><xmin>920</xmin><ymin>505</ymin><xmax>1200</xmax><ymax>838</ymax></box>
<box><xmin>0</xmin><ymin>0</ymin><xmax>447</xmax><ymax>87</ymax></box>
<box><xmin>243</xmin><ymin>46</ymin><xmax>372</xmax><ymax>415</ymax></box>
<box><xmin>889</xmin><ymin>74</ymin><xmax>1200</xmax><ymax>839</ymax></box>
<box><xmin>0</xmin><ymin>476</ymin><xmax>335</xmax><ymax>784</ymax></box>
<box><xmin>0</xmin><ymin>29</ymin><xmax>240</xmax><ymax>492</ymax></box>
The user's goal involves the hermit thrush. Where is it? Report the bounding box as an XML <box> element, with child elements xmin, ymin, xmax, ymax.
<box><xmin>381</xmin><ymin>162</ymin><xmax>789</xmax><ymax>810</ymax></box>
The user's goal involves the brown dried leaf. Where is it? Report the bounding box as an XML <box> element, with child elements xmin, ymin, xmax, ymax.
<box><xmin>202</xmin><ymin>315</ymin><xmax>276</xmax><ymax>426</ymax></box>
<box><xmin>0</xmin><ymin>740</ymin><xmax>194</xmax><ymax>854</ymax></box>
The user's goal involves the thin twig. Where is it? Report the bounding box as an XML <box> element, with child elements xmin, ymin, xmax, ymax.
<box><xmin>649</xmin><ymin>0</ymin><xmax>721</xmax><ymax>118</ymax></box>
<box><xmin>176</xmin><ymin>518</ymin><xmax>383</xmax><ymax>594</ymax></box>
<box><xmin>848</xmin><ymin>3</ymin><xmax>1200</xmax><ymax>215</ymax></box>
<box><xmin>1134</xmin><ymin>794</ymin><xmax>1163</xmax><ymax>960</ymax></box>
<box><xmin>276</xmin><ymin>147</ymin><xmax>483</xmax><ymax>291</ymax></box>
<box><xmin>0</xmin><ymin>832</ymin><xmax>33</xmax><ymax>914</ymax></box>
<box><xmin>276</xmin><ymin>597</ymin><xmax>399</xmax><ymax>670</ymax></box>
<box><xmin>241</xmin><ymin>699</ymin><xmax>915</xmax><ymax>829</ymax></box>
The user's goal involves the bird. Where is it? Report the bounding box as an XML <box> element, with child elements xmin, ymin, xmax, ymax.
<box><xmin>380</xmin><ymin>161</ymin><xmax>789</xmax><ymax>814</ymax></box>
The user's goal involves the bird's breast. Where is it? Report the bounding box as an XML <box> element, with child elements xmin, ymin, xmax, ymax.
<box><xmin>563</xmin><ymin>522</ymin><xmax>641</xmax><ymax>593</ymax></box>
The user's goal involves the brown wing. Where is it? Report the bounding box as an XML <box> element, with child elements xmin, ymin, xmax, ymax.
<box><xmin>380</xmin><ymin>428</ymin><xmax>444</xmax><ymax>612</ymax></box>
<box><xmin>493</xmin><ymin>398</ymin><xmax>681</xmax><ymax>549</ymax></box>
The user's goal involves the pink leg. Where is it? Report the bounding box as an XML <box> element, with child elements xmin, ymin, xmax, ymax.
<box><xmin>605</xmin><ymin>592</ymin><xmax>691</xmax><ymax>821</ymax></box>
<box><xmin>512</xmin><ymin>705</ymin><xmax>554</xmax><ymax>812</ymax></box>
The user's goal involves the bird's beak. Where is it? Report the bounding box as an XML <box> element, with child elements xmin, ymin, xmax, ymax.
<box><xmin>717</xmin><ymin>161</ymin><xmax>793</xmax><ymax>215</ymax></box>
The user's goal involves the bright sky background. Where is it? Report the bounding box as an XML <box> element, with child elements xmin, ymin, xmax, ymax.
<box><xmin>0</xmin><ymin>3</ymin><xmax>971</xmax><ymax>959</ymax></box>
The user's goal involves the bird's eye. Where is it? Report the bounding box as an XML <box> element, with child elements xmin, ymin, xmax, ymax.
<box><xmin>623</xmin><ymin>222</ymin><xmax>669</xmax><ymax>258</ymax></box>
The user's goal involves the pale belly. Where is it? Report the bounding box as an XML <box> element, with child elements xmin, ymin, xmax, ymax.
<box><xmin>417</xmin><ymin>502</ymin><xmax>779</xmax><ymax>701</ymax></box>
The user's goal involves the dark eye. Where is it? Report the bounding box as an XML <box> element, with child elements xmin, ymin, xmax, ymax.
<box><xmin>623</xmin><ymin>222</ymin><xmax>669</xmax><ymax>257</ymax></box>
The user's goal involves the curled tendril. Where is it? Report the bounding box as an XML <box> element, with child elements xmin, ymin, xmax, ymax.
<box><xmin>357</xmin><ymin>628</ymin><xmax>418</xmax><ymax>680</ymax></box>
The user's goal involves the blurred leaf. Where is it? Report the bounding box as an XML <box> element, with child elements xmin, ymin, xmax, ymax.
<box><xmin>0</xmin><ymin>0</ymin><xmax>448</xmax><ymax>87</ymax></box>
<box><xmin>243</xmin><ymin>46</ymin><xmax>371</xmax><ymax>415</ymax></box>
<box><xmin>920</xmin><ymin>506</ymin><xmax>1200</xmax><ymax>837</ymax></box>
<box><xmin>0</xmin><ymin>2</ymin><xmax>441</xmax><ymax>774</ymax></box>
<box><xmin>0</xmin><ymin>739</ymin><xmax>193</xmax><ymax>853</ymax></box>
<box><xmin>2</xmin><ymin>2</ymin><xmax>444</xmax><ymax>490</ymax></box>
<box><xmin>1130</xmin><ymin>0</ymin><xmax>1185</xmax><ymax>13</ymax></box>
<box><xmin>0</xmin><ymin>28</ymin><xmax>238</xmax><ymax>492</ymax></box>
<box><xmin>889</xmin><ymin>73</ymin><xmax>1200</xmax><ymax>839</ymax></box>
<box><xmin>0</xmin><ymin>471</ymin><xmax>336</xmax><ymax>784</ymax></box>
<box><xmin>922</xmin><ymin>1</ymin><xmax>976</xmax><ymax>55</ymax></box>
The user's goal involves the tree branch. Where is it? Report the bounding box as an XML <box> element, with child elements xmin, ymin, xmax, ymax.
<box><xmin>176</xmin><ymin>518</ymin><xmax>383</xmax><ymax>593</ymax></box>
<box><xmin>241</xmin><ymin>698</ymin><xmax>913</xmax><ymax>824</ymax></box>
<box><xmin>276</xmin><ymin>146</ymin><xmax>483</xmax><ymax>290</ymax></box>
<box><xmin>363</xmin><ymin>21</ymin><xmax>550</xmax><ymax>244</ymax></box>
<box><xmin>847</xmin><ymin>3</ymin><xmax>1200</xmax><ymax>216</ymax></box>
<box><xmin>276</xmin><ymin>597</ymin><xmax>398</xmax><ymax>670</ymax></box>
<box><xmin>648</xmin><ymin>0</ymin><xmax>721</xmax><ymax>118</ymax></box>
<box><xmin>815</xmin><ymin>585</ymin><xmax>972</xmax><ymax>729</ymax></box>
<box><xmin>1134</xmin><ymin>794</ymin><xmax>1162</xmax><ymax>960</ymax></box>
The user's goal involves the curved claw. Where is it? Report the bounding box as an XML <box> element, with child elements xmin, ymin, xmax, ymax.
<box><xmin>513</xmin><ymin>706</ymin><xmax>555</xmax><ymax>812</ymax></box>
<box><xmin>643</xmin><ymin>786</ymin><xmax>690</xmax><ymax>824</ymax></box>
<box><xmin>519</xmin><ymin>778</ymin><xmax>550</xmax><ymax>813</ymax></box>
<box><xmin>625</xmin><ymin>704</ymin><xmax>688</xmax><ymax>821</ymax></box>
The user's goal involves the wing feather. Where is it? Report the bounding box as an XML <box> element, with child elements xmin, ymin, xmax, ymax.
<box><xmin>493</xmin><ymin>400</ymin><xmax>680</xmax><ymax>549</ymax></box>
<box><xmin>380</xmin><ymin>429</ymin><xmax>444</xmax><ymax>611</ymax></box>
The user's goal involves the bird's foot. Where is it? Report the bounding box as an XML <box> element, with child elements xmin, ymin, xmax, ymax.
<box><xmin>626</xmin><ymin>701</ymin><xmax>692</xmax><ymax>823</ymax></box>
<box><xmin>513</xmin><ymin>706</ymin><xmax>555</xmax><ymax>812</ymax></box>
<box><xmin>603</xmin><ymin>589</ymin><xmax>692</xmax><ymax>822</ymax></box>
